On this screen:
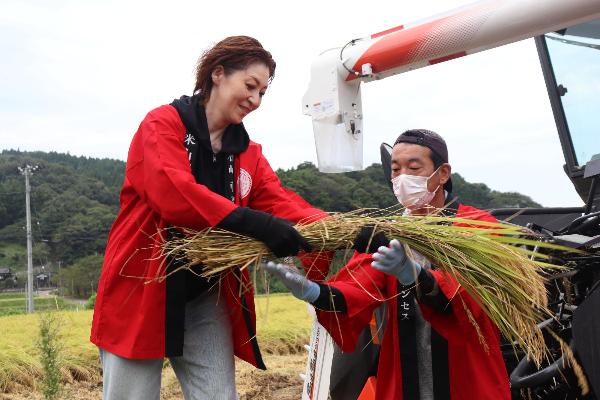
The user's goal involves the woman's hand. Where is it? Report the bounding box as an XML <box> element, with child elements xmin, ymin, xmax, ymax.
<box><xmin>218</xmin><ymin>207</ymin><xmax>312</xmax><ymax>257</ymax></box>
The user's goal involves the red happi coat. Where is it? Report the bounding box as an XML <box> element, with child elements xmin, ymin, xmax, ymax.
<box><xmin>90</xmin><ymin>104</ymin><xmax>329</xmax><ymax>367</ymax></box>
<box><xmin>317</xmin><ymin>205</ymin><xmax>510</xmax><ymax>399</ymax></box>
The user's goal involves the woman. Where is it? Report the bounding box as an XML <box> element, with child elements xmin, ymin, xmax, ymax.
<box><xmin>91</xmin><ymin>36</ymin><xmax>330</xmax><ymax>400</ymax></box>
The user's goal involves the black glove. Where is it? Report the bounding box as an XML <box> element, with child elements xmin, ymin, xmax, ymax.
<box><xmin>353</xmin><ymin>225</ymin><xmax>390</xmax><ymax>254</ymax></box>
<box><xmin>218</xmin><ymin>207</ymin><xmax>312</xmax><ymax>258</ymax></box>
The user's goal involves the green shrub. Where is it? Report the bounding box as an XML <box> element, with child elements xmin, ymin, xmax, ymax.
<box><xmin>84</xmin><ymin>292</ymin><xmax>96</xmax><ymax>310</ymax></box>
<box><xmin>37</xmin><ymin>312</ymin><xmax>63</xmax><ymax>400</ymax></box>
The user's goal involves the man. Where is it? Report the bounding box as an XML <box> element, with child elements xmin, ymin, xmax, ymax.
<box><xmin>266</xmin><ymin>129</ymin><xmax>510</xmax><ymax>399</ymax></box>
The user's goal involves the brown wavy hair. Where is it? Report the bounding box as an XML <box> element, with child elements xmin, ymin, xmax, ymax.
<box><xmin>194</xmin><ymin>36</ymin><xmax>276</xmax><ymax>103</ymax></box>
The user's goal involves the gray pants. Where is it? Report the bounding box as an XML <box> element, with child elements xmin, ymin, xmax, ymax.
<box><xmin>100</xmin><ymin>291</ymin><xmax>237</xmax><ymax>400</ymax></box>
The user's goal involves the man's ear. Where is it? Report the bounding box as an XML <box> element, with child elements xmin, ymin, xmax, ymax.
<box><xmin>211</xmin><ymin>65</ymin><xmax>225</xmax><ymax>85</ymax></box>
<box><xmin>439</xmin><ymin>163</ymin><xmax>451</xmax><ymax>185</ymax></box>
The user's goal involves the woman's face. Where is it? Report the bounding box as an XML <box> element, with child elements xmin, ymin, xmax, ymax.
<box><xmin>209</xmin><ymin>62</ymin><xmax>270</xmax><ymax>125</ymax></box>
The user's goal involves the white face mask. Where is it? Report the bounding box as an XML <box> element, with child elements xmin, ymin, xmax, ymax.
<box><xmin>391</xmin><ymin>167</ymin><xmax>441</xmax><ymax>210</ymax></box>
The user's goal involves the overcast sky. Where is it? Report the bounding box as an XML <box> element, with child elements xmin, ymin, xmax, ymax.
<box><xmin>0</xmin><ymin>0</ymin><xmax>586</xmax><ymax>207</ymax></box>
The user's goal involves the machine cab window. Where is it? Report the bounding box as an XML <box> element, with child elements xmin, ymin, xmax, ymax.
<box><xmin>537</xmin><ymin>19</ymin><xmax>600</xmax><ymax>203</ymax></box>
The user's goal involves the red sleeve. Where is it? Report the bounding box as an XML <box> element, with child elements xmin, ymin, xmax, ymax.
<box><xmin>248</xmin><ymin>153</ymin><xmax>333</xmax><ymax>280</ymax></box>
<box><xmin>248</xmin><ymin>154</ymin><xmax>327</xmax><ymax>223</ymax></box>
<box><xmin>419</xmin><ymin>270</ymin><xmax>490</xmax><ymax>343</ymax></box>
<box><xmin>297</xmin><ymin>250</ymin><xmax>334</xmax><ymax>282</ymax></box>
<box><xmin>453</xmin><ymin>204</ymin><xmax>498</xmax><ymax>226</ymax></box>
<box><xmin>316</xmin><ymin>252</ymin><xmax>388</xmax><ymax>352</ymax></box>
<box><xmin>126</xmin><ymin>106</ymin><xmax>237</xmax><ymax>229</ymax></box>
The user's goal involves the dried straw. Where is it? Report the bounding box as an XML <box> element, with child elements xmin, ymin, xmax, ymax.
<box><xmin>162</xmin><ymin>209</ymin><xmax>578</xmax><ymax>370</ymax></box>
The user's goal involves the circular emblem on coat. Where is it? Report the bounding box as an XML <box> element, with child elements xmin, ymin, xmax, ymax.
<box><xmin>238</xmin><ymin>168</ymin><xmax>252</xmax><ymax>199</ymax></box>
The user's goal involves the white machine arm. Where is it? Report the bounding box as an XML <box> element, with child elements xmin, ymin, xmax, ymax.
<box><xmin>302</xmin><ymin>0</ymin><xmax>600</xmax><ymax>173</ymax></box>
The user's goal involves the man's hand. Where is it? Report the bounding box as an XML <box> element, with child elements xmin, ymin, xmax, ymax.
<box><xmin>263</xmin><ymin>262</ymin><xmax>320</xmax><ymax>302</ymax></box>
<box><xmin>371</xmin><ymin>239</ymin><xmax>422</xmax><ymax>285</ymax></box>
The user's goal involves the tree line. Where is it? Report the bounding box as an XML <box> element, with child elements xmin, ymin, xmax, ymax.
<box><xmin>0</xmin><ymin>150</ymin><xmax>540</xmax><ymax>298</ymax></box>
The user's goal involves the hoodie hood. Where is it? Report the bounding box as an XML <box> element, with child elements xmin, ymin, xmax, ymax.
<box><xmin>171</xmin><ymin>94</ymin><xmax>250</xmax><ymax>155</ymax></box>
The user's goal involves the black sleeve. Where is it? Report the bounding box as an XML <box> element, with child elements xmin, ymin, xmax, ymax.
<box><xmin>311</xmin><ymin>283</ymin><xmax>347</xmax><ymax>313</ymax></box>
<box><xmin>415</xmin><ymin>268</ymin><xmax>452</xmax><ymax>314</ymax></box>
<box><xmin>218</xmin><ymin>207</ymin><xmax>311</xmax><ymax>257</ymax></box>
<box><xmin>353</xmin><ymin>225</ymin><xmax>390</xmax><ymax>253</ymax></box>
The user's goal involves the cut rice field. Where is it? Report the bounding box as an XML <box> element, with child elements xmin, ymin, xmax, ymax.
<box><xmin>0</xmin><ymin>294</ymin><xmax>312</xmax><ymax>399</ymax></box>
<box><xmin>0</xmin><ymin>308</ymin><xmax>98</xmax><ymax>394</ymax></box>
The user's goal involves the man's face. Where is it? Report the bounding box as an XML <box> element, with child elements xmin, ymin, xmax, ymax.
<box><xmin>391</xmin><ymin>143</ymin><xmax>450</xmax><ymax>193</ymax></box>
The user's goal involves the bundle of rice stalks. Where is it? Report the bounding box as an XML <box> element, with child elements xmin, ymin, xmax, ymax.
<box><xmin>162</xmin><ymin>209</ymin><xmax>579</xmax><ymax>371</ymax></box>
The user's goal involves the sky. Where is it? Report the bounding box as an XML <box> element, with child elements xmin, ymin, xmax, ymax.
<box><xmin>0</xmin><ymin>0</ymin><xmax>588</xmax><ymax>207</ymax></box>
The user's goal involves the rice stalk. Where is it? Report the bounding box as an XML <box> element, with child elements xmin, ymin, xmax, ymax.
<box><xmin>548</xmin><ymin>329</ymin><xmax>589</xmax><ymax>395</ymax></box>
<box><xmin>162</xmin><ymin>211</ymin><xmax>577</xmax><ymax>368</ymax></box>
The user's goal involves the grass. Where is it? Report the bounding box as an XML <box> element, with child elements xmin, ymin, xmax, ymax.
<box><xmin>254</xmin><ymin>294</ymin><xmax>312</xmax><ymax>354</ymax></box>
<box><xmin>0</xmin><ymin>309</ymin><xmax>98</xmax><ymax>393</ymax></box>
<box><xmin>0</xmin><ymin>293</ymin><xmax>80</xmax><ymax>316</ymax></box>
<box><xmin>0</xmin><ymin>297</ymin><xmax>64</xmax><ymax>308</ymax></box>
<box><xmin>0</xmin><ymin>294</ymin><xmax>312</xmax><ymax>393</ymax></box>
<box><xmin>0</xmin><ymin>292</ymin><xmax>29</xmax><ymax>300</ymax></box>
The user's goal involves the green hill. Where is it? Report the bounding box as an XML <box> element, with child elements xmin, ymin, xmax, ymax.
<box><xmin>0</xmin><ymin>150</ymin><xmax>540</xmax><ymax>296</ymax></box>
<box><xmin>277</xmin><ymin>161</ymin><xmax>540</xmax><ymax>212</ymax></box>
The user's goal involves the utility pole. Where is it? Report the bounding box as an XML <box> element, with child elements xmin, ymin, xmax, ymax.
<box><xmin>57</xmin><ymin>260</ymin><xmax>62</xmax><ymax>296</ymax></box>
<box><xmin>18</xmin><ymin>164</ymin><xmax>38</xmax><ymax>313</ymax></box>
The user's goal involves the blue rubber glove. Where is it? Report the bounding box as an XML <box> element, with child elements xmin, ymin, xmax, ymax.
<box><xmin>371</xmin><ymin>239</ymin><xmax>422</xmax><ymax>285</ymax></box>
<box><xmin>263</xmin><ymin>261</ymin><xmax>320</xmax><ymax>303</ymax></box>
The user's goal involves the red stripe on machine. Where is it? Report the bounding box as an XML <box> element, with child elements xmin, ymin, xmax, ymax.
<box><xmin>371</xmin><ymin>25</ymin><xmax>405</xmax><ymax>39</ymax></box>
<box><xmin>347</xmin><ymin>18</ymin><xmax>446</xmax><ymax>81</ymax></box>
<box><xmin>429</xmin><ymin>51</ymin><xmax>467</xmax><ymax>65</ymax></box>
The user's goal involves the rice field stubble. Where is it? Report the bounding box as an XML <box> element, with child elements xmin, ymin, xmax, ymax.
<box><xmin>0</xmin><ymin>294</ymin><xmax>312</xmax><ymax>399</ymax></box>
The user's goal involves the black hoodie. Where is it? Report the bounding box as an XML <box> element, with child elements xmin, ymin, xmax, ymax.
<box><xmin>163</xmin><ymin>94</ymin><xmax>250</xmax><ymax>356</ymax></box>
<box><xmin>171</xmin><ymin>94</ymin><xmax>250</xmax><ymax>200</ymax></box>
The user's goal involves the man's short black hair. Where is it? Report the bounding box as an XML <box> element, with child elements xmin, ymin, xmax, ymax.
<box><xmin>430</xmin><ymin>149</ymin><xmax>444</xmax><ymax>170</ymax></box>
